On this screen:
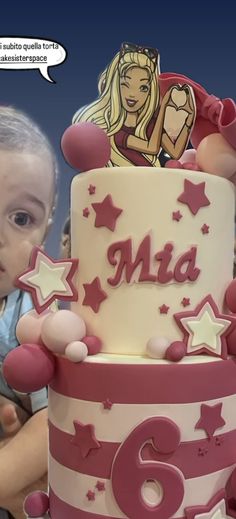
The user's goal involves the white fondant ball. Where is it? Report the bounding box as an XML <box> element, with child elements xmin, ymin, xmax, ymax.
<box><xmin>196</xmin><ymin>133</ymin><xmax>236</xmax><ymax>178</ymax></box>
<box><xmin>41</xmin><ymin>310</ymin><xmax>86</xmax><ymax>353</ymax></box>
<box><xmin>146</xmin><ymin>336</ymin><xmax>171</xmax><ymax>359</ymax></box>
<box><xmin>16</xmin><ymin>310</ymin><xmax>51</xmax><ymax>344</ymax></box>
<box><xmin>65</xmin><ymin>341</ymin><xmax>88</xmax><ymax>362</ymax></box>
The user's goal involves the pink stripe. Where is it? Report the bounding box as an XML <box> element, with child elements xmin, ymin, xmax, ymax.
<box><xmin>50</xmin><ymin>357</ymin><xmax>236</xmax><ymax>404</ymax></box>
<box><xmin>49</xmin><ymin>421</ymin><xmax>236</xmax><ymax>479</ymax></box>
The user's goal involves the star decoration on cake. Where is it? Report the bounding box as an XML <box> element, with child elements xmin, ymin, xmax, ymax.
<box><xmin>92</xmin><ymin>194</ymin><xmax>123</xmax><ymax>231</ymax></box>
<box><xmin>88</xmin><ymin>184</ymin><xmax>96</xmax><ymax>195</ymax></box>
<box><xmin>177</xmin><ymin>179</ymin><xmax>210</xmax><ymax>215</ymax></box>
<box><xmin>83</xmin><ymin>277</ymin><xmax>107</xmax><ymax>313</ymax></box>
<box><xmin>172</xmin><ymin>210</ymin><xmax>183</xmax><ymax>221</ymax></box>
<box><xmin>159</xmin><ymin>304</ymin><xmax>170</xmax><ymax>314</ymax></box>
<box><xmin>174</xmin><ymin>295</ymin><xmax>234</xmax><ymax>358</ymax></box>
<box><xmin>185</xmin><ymin>490</ymin><xmax>230</xmax><ymax>519</ymax></box>
<box><xmin>195</xmin><ymin>403</ymin><xmax>225</xmax><ymax>438</ymax></box>
<box><xmin>86</xmin><ymin>490</ymin><xmax>95</xmax><ymax>501</ymax></box>
<box><xmin>102</xmin><ymin>398</ymin><xmax>113</xmax><ymax>410</ymax></box>
<box><xmin>15</xmin><ymin>247</ymin><xmax>78</xmax><ymax>314</ymax></box>
<box><xmin>71</xmin><ymin>421</ymin><xmax>101</xmax><ymax>458</ymax></box>
<box><xmin>95</xmin><ymin>481</ymin><xmax>106</xmax><ymax>492</ymax></box>
<box><xmin>201</xmin><ymin>223</ymin><xmax>210</xmax><ymax>234</ymax></box>
<box><xmin>181</xmin><ymin>297</ymin><xmax>190</xmax><ymax>307</ymax></box>
<box><xmin>83</xmin><ymin>207</ymin><xmax>90</xmax><ymax>218</ymax></box>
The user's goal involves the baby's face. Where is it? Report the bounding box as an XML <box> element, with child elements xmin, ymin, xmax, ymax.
<box><xmin>0</xmin><ymin>149</ymin><xmax>54</xmax><ymax>299</ymax></box>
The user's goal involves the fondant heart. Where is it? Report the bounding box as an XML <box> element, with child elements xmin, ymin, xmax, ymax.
<box><xmin>164</xmin><ymin>106</ymin><xmax>189</xmax><ymax>140</ymax></box>
<box><xmin>171</xmin><ymin>88</ymin><xmax>187</xmax><ymax>108</ymax></box>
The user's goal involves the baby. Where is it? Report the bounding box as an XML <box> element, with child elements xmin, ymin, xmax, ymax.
<box><xmin>0</xmin><ymin>106</ymin><xmax>58</xmax><ymax>518</ymax></box>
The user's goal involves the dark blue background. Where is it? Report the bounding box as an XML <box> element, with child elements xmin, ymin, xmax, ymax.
<box><xmin>1</xmin><ymin>4</ymin><xmax>235</xmax><ymax>255</ymax></box>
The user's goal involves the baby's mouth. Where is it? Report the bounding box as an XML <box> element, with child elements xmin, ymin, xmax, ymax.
<box><xmin>126</xmin><ymin>99</ymin><xmax>137</xmax><ymax>107</ymax></box>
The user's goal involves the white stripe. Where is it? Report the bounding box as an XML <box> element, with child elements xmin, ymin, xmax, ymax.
<box><xmin>49</xmin><ymin>454</ymin><xmax>235</xmax><ymax>518</ymax></box>
<box><xmin>48</xmin><ymin>388</ymin><xmax>236</xmax><ymax>442</ymax></box>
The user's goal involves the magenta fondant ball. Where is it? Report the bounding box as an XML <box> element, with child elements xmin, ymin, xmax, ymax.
<box><xmin>3</xmin><ymin>344</ymin><xmax>55</xmax><ymax>392</ymax></box>
<box><xmin>41</xmin><ymin>310</ymin><xmax>86</xmax><ymax>353</ymax></box>
<box><xmin>16</xmin><ymin>310</ymin><xmax>51</xmax><ymax>345</ymax></box>
<box><xmin>165</xmin><ymin>341</ymin><xmax>186</xmax><ymax>362</ymax></box>
<box><xmin>225</xmin><ymin>279</ymin><xmax>236</xmax><ymax>313</ymax></box>
<box><xmin>196</xmin><ymin>133</ymin><xmax>236</xmax><ymax>178</ymax></box>
<box><xmin>226</xmin><ymin>325</ymin><xmax>236</xmax><ymax>355</ymax></box>
<box><xmin>24</xmin><ymin>491</ymin><xmax>49</xmax><ymax>517</ymax></box>
<box><xmin>61</xmin><ymin>122</ymin><xmax>111</xmax><ymax>171</ymax></box>
<box><xmin>82</xmin><ymin>335</ymin><xmax>102</xmax><ymax>355</ymax></box>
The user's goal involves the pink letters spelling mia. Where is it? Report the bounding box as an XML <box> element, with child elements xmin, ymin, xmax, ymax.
<box><xmin>107</xmin><ymin>234</ymin><xmax>200</xmax><ymax>287</ymax></box>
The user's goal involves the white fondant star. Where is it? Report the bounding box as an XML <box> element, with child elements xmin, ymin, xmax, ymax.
<box><xmin>180</xmin><ymin>302</ymin><xmax>231</xmax><ymax>356</ymax></box>
<box><xmin>194</xmin><ymin>498</ymin><xmax>230</xmax><ymax>518</ymax></box>
<box><xmin>16</xmin><ymin>247</ymin><xmax>78</xmax><ymax>313</ymax></box>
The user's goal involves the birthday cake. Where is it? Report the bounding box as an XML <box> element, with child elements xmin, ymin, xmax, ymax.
<box><xmin>3</xmin><ymin>43</ymin><xmax>236</xmax><ymax>519</ymax></box>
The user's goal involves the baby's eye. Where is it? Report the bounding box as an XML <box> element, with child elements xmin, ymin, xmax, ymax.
<box><xmin>140</xmin><ymin>84</ymin><xmax>149</xmax><ymax>92</ymax></box>
<box><xmin>10</xmin><ymin>212</ymin><xmax>33</xmax><ymax>227</ymax></box>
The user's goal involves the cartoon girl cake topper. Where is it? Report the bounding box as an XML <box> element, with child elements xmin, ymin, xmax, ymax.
<box><xmin>73</xmin><ymin>42</ymin><xmax>196</xmax><ymax>167</ymax></box>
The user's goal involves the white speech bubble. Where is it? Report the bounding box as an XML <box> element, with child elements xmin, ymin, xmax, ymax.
<box><xmin>0</xmin><ymin>37</ymin><xmax>67</xmax><ymax>82</ymax></box>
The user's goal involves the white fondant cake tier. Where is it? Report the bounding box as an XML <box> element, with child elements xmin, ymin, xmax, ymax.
<box><xmin>71</xmin><ymin>167</ymin><xmax>235</xmax><ymax>355</ymax></box>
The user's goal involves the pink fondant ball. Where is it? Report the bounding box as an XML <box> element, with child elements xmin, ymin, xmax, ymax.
<box><xmin>146</xmin><ymin>336</ymin><xmax>171</xmax><ymax>359</ymax></box>
<box><xmin>3</xmin><ymin>344</ymin><xmax>55</xmax><ymax>392</ymax></box>
<box><xmin>179</xmin><ymin>148</ymin><xmax>196</xmax><ymax>164</ymax></box>
<box><xmin>65</xmin><ymin>341</ymin><xmax>88</xmax><ymax>362</ymax></box>
<box><xmin>24</xmin><ymin>491</ymin><xmax>49</xmax><ymax>517</ymax></box>
<box><xmin>165</xmin><ymin>341</ymin><xmax>186</xmax><ymax>362</ymax></box>
<box><xmin>16</xmin><ymin>310</ymin><xmax>51</xmax><ymax>345</ymax></box>
<box><xmin>226</xmin><ymin>325</ymin><xmax>236</xmax><ymax>355</ymax></box>
<box><xmin>82</xmin><ymin>335</ymin><xmax>102</xmax><ymax>355</ymax></box>
<box><xmin>196</xmin><ymin>133</ymin><xmax>236</xmax><ymax>178</ymax></box>
<box><xmin>61</xmin><ymin>122</ymin><xmax>111</xmax><ymax>172</ymax></box>
<box><xmin>41</xmin><ymin>310</ymin><xmax>86</xmax><ymax>354</ymax></box>
<box><xmin>225</xmin><ymin>279</ymin><xmax>236</xmax><ymax>313</ymax></box>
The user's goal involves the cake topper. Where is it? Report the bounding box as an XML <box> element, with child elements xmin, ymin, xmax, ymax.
<box><xmin>71</xmin><ymin>41</ymin><xmax>196</xmax><ymax>168</ymax></box>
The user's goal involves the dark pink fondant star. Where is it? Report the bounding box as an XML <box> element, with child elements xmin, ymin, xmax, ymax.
<box><xmin>178</xmin><ymin>179</ymin><xmax>210</xmax><ymax>215</ymax></box>
<box><xmin>83</xmin><ymin>277</ymin><xmax>107</xmax><ymax>313</ymax></box>
<box><xmin>92</xmin><ymin>194</ymin><xmax>123</xmax><ymax>231</ymax></box>
<box><xmin>86</xmin><ymin>490</ymin><xmax>95</xmax><ymax>501</ymax></box>
<box><xmin>71</xmin><ymin>421</ymin><xmax>101</xmax><ymax>458</ymax></box>
<box><xmin>159</xmin><ymin>304</ymin><xmax>169</xmax><ymax>314</ymax></box>
<box><xmin>95</xmin><ymin>481</ymin><xmax>105</xmax><ymax>492</ymax></box>
<box><xmin>185</xmin><ymin>489</ymin><xmax>227</xmax><ymax>519</ymax></box>
<box><xmin>88</xmin><ymin>184</ymin><xmax>96</xmax><ymax>195</ymax></box>
<box><xmin>201</xmin><ymin>223</ymin><xmax>209</xmax><ymax>234</ymax></box>
<box><xmin>172</xmin><ymin>210</ymin><xmax>182</xmax><ymax>221</ymax></box>
<box><xmin>83</xmin><ymin>207</ymin><xmax>90</xmax><ymax>218</ymax></box>
<box><xmin>195</xmin><ymin>403</ymin><xmax>225</xmax><ymax>438</ymax></box>
<box><xmin>181</xmin><ymin>297</ymin><xmax>190</xmax><ymax>307</ymax></box>
<box><xmin>102</xmin><ymin>398</ymin><xmax>113</xmax><ymax>410</ymax></box>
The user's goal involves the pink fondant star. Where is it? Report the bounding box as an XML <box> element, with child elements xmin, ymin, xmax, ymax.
<box><xmin>102</xmin><ymin>398</ymin><xmax>113</xmax><ymax>410</ymax></box>
<box><xmin>83</xmin><ymin>207</ymin><xmax>90</xmax><ymax>218</ymax></box>
<box><xmin>201</xmin><ymin>223</ymin><xmax>210</xmax><ymax>234</ymax></box>
<box><xmin>71</xmin><ymin>421</ymin><xmax>101</xmax><ymax>458</ymax></box>
<box><xmin>181</xmin><ymin>297</ymin><xmax>190</xmax><ymax>307</ymax></box>
<box><xmin>178</xmin><ymin>179</ymin><xmax>210</xmax><ymax>215</ymax></box>
<box><xmin>195</xmin><ymin>403</ymin><xmax>225</xmax><ymax>439</ymax></box>
<box><xmin>92</xmin><ymin>194</ymin><xmax>123</xmax><ymax>231</ymax></box>
<box><xmin>159</xmin><ymin>304</ymin><xmax>169</xmax><ymax>314</ymax></box>
<box><xmin>86</xmin><ymin>490</ymin><xmax>95</xmax><ymax>501</ymax></box>
<box><xmin>15</xmin><ymin>247</ymin><xmax>78</xmax><ymax>314</ymax></box>
<box><xmin>172</xmin><ymin>210</ymin><xmax>182</xmax><ymax>221</ymax></box>
<box><xmin>88</xmin><ymin>184</ymin><xmax>96</xmax><ymax>195</ymax></box>
<box><xmin>185</xmin><ymin>490</ymin><xmax>228</xmax><ymax>519</ymax></box>
<box><xmin>95</xmin><ymin>481</ymin><xmax>105</xmax><ymax>492</ymax></box>
<box><xmin>174</xmin><ymin>294</ymin><xmax>234</xmax><ymax>358</ymax></box>
<box><xmin>83</xmin><ymin>277</ymin><xmax>107</xmax><ymax>313</ymax></box>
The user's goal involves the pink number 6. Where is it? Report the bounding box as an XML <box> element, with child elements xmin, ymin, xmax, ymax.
<box><xmin>111</xmin><ymin>417</ymin><xmax>184</xmax><ymax>519</ymax></box>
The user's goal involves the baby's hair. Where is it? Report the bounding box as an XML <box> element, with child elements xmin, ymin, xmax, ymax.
<box><xmin>0</xmin><ymin>105</ymin><xmax>58</xmax><ymax>217</ymax></box>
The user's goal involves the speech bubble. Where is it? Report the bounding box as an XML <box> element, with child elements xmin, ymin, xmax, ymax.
<box><xmin>0</xmin><ymin>37</ymin><xmax>67</xmax><ymax>82</ymax></box>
